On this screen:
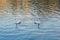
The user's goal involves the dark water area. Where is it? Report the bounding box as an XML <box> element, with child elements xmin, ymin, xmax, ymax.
<box><xmin>0</xmin><ymin>0</ymin><xmax>60</xmax><ymax>40</ymax></box>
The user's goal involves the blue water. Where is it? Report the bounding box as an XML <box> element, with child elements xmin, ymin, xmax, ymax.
<box><xmin>0</xmin><ymin>0</ymin><xmax>60</xmax><ymax>40</ymax></box>
<box><xmin>0</xmin><ymin>12</ymin><xmax>60</xmax><ymax>40</ymax></box>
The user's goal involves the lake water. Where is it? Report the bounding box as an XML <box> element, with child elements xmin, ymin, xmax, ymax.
<box><xmin>0</xmin><ymin>0</ymin><xmax>60</xmax><ymax>40</ymax></box>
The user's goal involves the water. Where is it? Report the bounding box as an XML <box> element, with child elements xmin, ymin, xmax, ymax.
<box><xmin>0</xmin><ymin>0</ymin><xmax>60</xmax><ymax>40</ymax></box>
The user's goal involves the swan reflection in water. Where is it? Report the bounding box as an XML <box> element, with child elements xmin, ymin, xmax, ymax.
<box><xmin>15</xmin><ymin>20</ymin><xmax>21</xmax><ymax>29</ymax></box>
<box><xmin>34</xmin><ymin>18</ymin><xmax>41</xmax><ymax>29</ymax></box>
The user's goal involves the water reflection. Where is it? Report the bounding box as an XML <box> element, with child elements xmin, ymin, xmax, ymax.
<box><xmin>0</xmin><ymin>0</ymin><xmax>60</xmax><ymax>40</ymax></box>
<box><xmin>0</xmin><ymin>0</ymin><xmax>60</xmax><ymax>29</ymax></box>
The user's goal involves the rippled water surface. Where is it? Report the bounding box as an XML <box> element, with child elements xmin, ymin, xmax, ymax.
<box><xmin>0</xmin><ymin>0</ymin><xmax>60</xmax><ymax>40</ymax></box>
